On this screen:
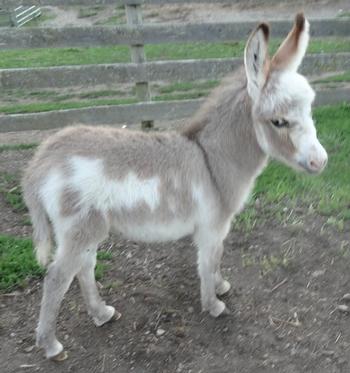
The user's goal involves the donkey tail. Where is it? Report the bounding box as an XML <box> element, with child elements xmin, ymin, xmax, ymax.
<box><xmin>24</xmin><ymin>192</ymin><xmax>53</xmax><ymax>267</ymax></box>
<box><xmin>31</xmin><ymin>201</ymin><xmax>53</xmax><ymax>267</ymax></box>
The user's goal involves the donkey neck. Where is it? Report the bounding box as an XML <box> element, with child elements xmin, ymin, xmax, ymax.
<box><xmin>182</xmin><ymin>70</ymin><xmax>268</xmax><ymax>211</ymax></box>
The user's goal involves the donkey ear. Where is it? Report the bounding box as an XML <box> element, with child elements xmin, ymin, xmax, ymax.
<box><xmin>272</xmin><ymin>13</ymin><xmax>309</xmax><ymax>72</ymax></box>
<box><xmin>244</xmin><ymin>23</ymin><xmax>270</xmax><ymax>101</ymax></box>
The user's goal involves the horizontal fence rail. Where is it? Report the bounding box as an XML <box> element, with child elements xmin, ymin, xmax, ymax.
<box><xmin>1</xmin><ymin>53</ymin><xmax>349</xmax><ymax>90</ymax></box>
<box><xmin>0</xmin><ymin>2</ymin><xmax>349</xmax><ymax>134</ymax></box>
<box><xmin>1</xmin><ymin>18</ymin><xmax>349</xmax><ymax>50</ymax></box>
<box><xmin>1</xmin><ymin>87</ymin><xmax>349</xmax><ymax>132</ymax></box>
<box><xmin>0</xmin><ymin>0</ymin><xmax>286</xmax><ymax>7</ymax></box>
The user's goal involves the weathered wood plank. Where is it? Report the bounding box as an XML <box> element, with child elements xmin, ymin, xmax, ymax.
<box><xmin>1</xmin><ymin>19</ymin><xmax>349</xmax><ymax>50</ymax></box>
<box><xmin>0</xmin><ymin>88</ymin><xmax>349</xmax><ymax>133</ymax></box>
<box><xmin>0</xmin><ymin>0</ymin><xmax>252</xmax><ymax>7</ymax></box>
<box><xmin>1</xmin><ymin>53</ymin><xmax>349</xmax><ymax>90</ymax></box>
<box><xmin>0</xmin><ymin>100</ymin><xmax>199</xmax><ymax>132</ymax></box>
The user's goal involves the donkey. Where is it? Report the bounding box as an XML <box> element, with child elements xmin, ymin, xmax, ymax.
<box><xmin>22</xmin><ymin>13</ymin><xmax>327</xmax><ymax>360</ymax></box>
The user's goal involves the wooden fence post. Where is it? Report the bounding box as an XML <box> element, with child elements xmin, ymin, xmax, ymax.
<box><xmin>125</xmin><ymin>2</ymin><xmax>153</xmax><ymax>129</ymax></box>
<box><xmin>8</xmin><ymin>8</ymin><xmax>18</xmax><ymax>27</ymax></box>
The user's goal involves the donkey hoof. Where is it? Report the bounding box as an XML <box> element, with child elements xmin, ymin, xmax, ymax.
<box><xmin>219</xmin><ymin>306</ymin><xmax>231</xmax><ymax>317</ymax></box>
<box><xmin>93</xmin><ymin>305</ymin><xmax>118</xmax><ymax>327</ymax></box>
<box><xmin>216</xmin><ymin>280</ymin><xmax>231</xmax><ymax>296</ymax></box>
<box><xmin>40</xmin><ymin>339</ymin><xmax>64</xmax><ymax>360</ymax></box>
<box><xmin>51</xmin><ymin>350</ymin><xmax>68</xmax><ymax>362</ymax></box>
<box><xmin>209</xmin><ymin>300</ymin><xmax>227</xmax><ymax>318</ymax></box>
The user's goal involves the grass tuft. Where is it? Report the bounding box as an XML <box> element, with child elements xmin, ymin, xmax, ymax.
<box><xmin>0</xmin><ymin>235</ymin><xmax>114</xmax><ymax>291</ymax></box>
<box><xmin>95</xmin><ymin>250</ymin><xmax>113</xmax><ymax>280</ymax></box>
<box><xmin>0</xmin><ymin>235</ymin><xmax>44</xmax><ymax>291</ymax></box>
<box><xmin>0</xmin><ymin>172</ymin><xmax>27</xmax><ymax>212</ymax></box>
<box><xmin>0</xmin><ymin>143</ymin><xmax>38</xmax><ymax>152</ymax></box>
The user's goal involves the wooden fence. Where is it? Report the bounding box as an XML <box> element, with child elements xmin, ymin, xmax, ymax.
<box><xmin>0</xmin><ymin>0</ymin><xmax>349</xmax><ymax>132</ymax></box>
<box><xmin>0</xmin><ymin>5</ymin><xmax>41</xmax><ymax>27</ymax></box>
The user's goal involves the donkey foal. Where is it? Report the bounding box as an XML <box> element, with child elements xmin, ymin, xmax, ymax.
<box><xmin>22</xmin><ymin>13</ymin><xmax>327</xmax><ymax>359</ymax></box>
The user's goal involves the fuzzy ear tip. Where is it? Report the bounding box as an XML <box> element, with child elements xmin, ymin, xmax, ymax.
<box><xmin>258</xmin><ymin>23</ymin><xmax>270</xmax><ymax>41</ymax></box>
<box><xmin>295</xmin><ymin>12</ymin><xmax>306</xmax><ymax>30</ymax></box>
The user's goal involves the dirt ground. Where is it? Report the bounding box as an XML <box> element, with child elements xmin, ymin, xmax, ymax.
<box><xmin>0</xmin><ymin>139</ymin><xmax>350</xmax><ymax>373</ymax></box>
<box><xmin>40</xmin><ymin>0</ymin><xmax>350</xmax><ymax>28</ymax></box>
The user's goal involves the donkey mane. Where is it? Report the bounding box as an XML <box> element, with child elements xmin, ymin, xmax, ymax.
<box><xmin>180</xmin><ymin>66</ymin><xmax>267</xmax><ymax>214</ymax></box>
<box><xmin>181</xmin><ymin>67</ymin><xmax>250</xmax><ymax>140</ymax></box>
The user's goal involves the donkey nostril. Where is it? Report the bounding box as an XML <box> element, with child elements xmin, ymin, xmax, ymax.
<box><xmin>309</xmin><ymin>160</ymin><xmax>318</xmax><ymax>169</ymax></box>
<box><xmin>309</xmin><ymin>157</ymin><xmax>327</xmax><ymax>171</ymax></box>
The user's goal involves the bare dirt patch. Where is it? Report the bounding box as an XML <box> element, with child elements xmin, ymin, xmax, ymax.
<box><xmin>0</xmin><ymin>147</ymin><xmax>350</xmax><ymax>373</ymax></box>
<box><xmin>40</xmin><ymin>0</ymin><xmax>350</xmax><ymax>28</ymax></box>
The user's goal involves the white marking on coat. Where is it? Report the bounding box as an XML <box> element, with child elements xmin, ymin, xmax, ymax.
<box><xmin>69</xmin><ymin>156</ymin><xmax>161</xmax><ymax>212</ymax></box>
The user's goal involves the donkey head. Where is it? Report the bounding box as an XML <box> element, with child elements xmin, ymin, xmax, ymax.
<box><xmin>244</xmin><ymin>13</ymin><xmax>328</xmax><ymax>174</ymax></box>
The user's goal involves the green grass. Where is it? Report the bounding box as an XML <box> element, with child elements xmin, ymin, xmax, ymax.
<box><xmin>0</xmin><ymin>38</ymin><xmax>349</xmax><ymax>69</ymax></box>
<box><xmin>0</xmin><ymin>235</ymin><xmax>44</xmax><ymax>291</ymax></box>
<box><xmin>0</xmin><ymin>143</ymin><xmax>38</xmax><ymax>152</ymax></box>
<box><xmin>95</xmin><ymin>250</ymin><xmax>113</xmax><ymax>280</ymax></box>
<box><xmin>0</xmin><ymin>234</ymin><xmax>114</xmax><ymax>291</ymax></box>
<box><xmin>314</xmin><ymin>70</ymin><xmax>350</xmax><ymax>83</ymax></box>
<box><xmin>0</xmin><ymin>172</ymin><xmax>26</xmax><ymax>212</ymax></box>
<box><xmin>0</xmin><ymin>46</ymin><xmax>131</xmax><ymax>69</ymax></box>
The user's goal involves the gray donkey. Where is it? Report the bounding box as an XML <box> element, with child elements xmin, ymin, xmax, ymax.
<box><xmin>22</xmin><ymin>13</ymin><xmax>327</xmax><ymax>360</ymax></box>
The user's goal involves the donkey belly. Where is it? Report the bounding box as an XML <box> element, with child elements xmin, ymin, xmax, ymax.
<box><xmin>112</xmin><ymin>218</ymin><xmax>195</xmax><ymax>243</ymax></box>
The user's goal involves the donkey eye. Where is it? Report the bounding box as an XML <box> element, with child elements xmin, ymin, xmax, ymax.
<box><xmin>271</xmin><ymin>119</ymin><xmax>289</xmax><ymax>128</ymax></box>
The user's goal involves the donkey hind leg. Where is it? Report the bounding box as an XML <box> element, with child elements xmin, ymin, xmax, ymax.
<box><xmin>214</xmin><ymin>243</ymin><xmax>231</xmax><ymax>296</ymax></box>
<box><xmin>36</xmin><ymin>249</ymin><xmax>82</xmax><ymax>359</ymax></box>
<box><xmin>77</xmin><ymin>247</ymin><xmax>116</xmax><ymax>327</ymax></box>
<box><xmin>196</xmin><ymin>233</ymin><xmax>229</xmax><ymax>317</ymax></box>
